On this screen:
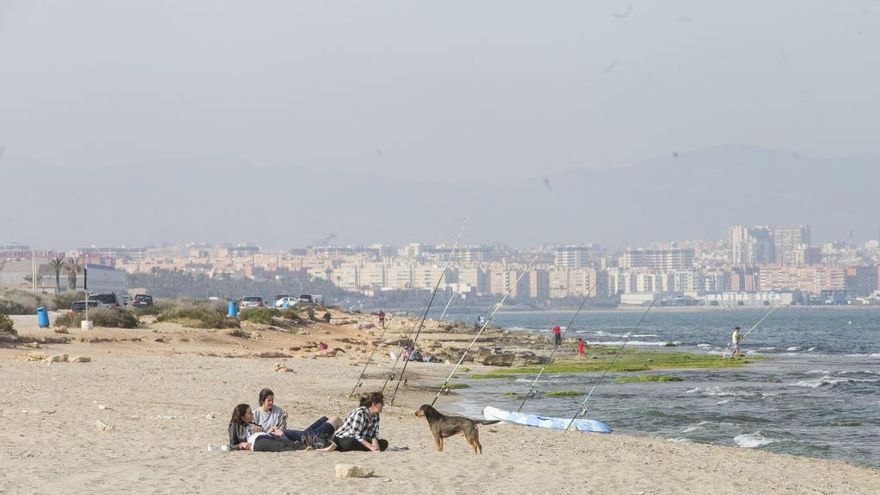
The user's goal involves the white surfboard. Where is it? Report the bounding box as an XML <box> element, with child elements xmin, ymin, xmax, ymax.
<box><xmin>483</xmin><ymin>406</ymin><xmax>612</xmax><ymax>434</ymax></box>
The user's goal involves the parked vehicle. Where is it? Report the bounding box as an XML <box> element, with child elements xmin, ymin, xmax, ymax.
<box><xmin>90</xmin><ymin>293</ymin><xmax>123</xmax><ymax>309</ymax></box>
<box><xmin>131</xmin><ymin>294</ymin><xmax>154</xmax><ymax>308</ymax></box>
<box><xmin>240</xmin><ymin>296</ymin><xmax>265</xmax><ymax>308</ymax></box>
<box><xmin>70</xmin><ymin>300</ymin><xmax>104</xmax><ymax>313</ymax></box>
<box><xmin>274</xmin><ymin>296</ymin><xmax>299</xmax><ymax>308</ymax></box>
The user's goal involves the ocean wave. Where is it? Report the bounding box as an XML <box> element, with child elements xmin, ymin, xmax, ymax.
<box><xmin>792</xmin><ymin>375</ymin><xmax>880</xmax><ymax>388</ymax></box>
<box><xmin>805</xmin><ymin>369</ymin><xmax>830</xmax><ymax>374</ymax></box>
<box><xmin>786</xmin><ymin>346</ymin><xmax>801</xmax><ymax>352</ymax></box>
<box><xmin>682</xmin><ymin>425</ymin><xmax>704</xmax><ymax>433</ymax></box>
<box><xmin>734</xmin><ymin>432</ymin><xmax>777</xmax><ymax>448</ymax></box>
<box><xmin>717</xmin><ymin>399</ymin><xmax>731</xmax><ymax>405</ymax></box>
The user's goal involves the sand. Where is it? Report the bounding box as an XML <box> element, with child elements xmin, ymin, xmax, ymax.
<box><xmin>1</xmin><ymin>313</ymin><xmax>878</xmax><ymax>495</ymax></box>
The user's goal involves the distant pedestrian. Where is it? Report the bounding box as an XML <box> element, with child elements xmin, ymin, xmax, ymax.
<box><xmin>731</xmin><ymin>326</ymin><xmax>743</xmax><ymax>358</ymax></box>
<box><xmin>377</xmin><ymin>310</ymin><xmax>386</xmax><ymax>329</ymax></box>
<box><xmin>577</xmin><ymin>338</ymin><xmax>586</xmax><ymax>360</ymax></box>
<box><xmin>552</xmin><ymin>325</ymin><xmax>562</xmax><ymax>346</ymax></box>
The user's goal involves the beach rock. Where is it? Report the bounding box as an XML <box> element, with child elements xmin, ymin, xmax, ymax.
<box><xmin>95</xmin><ymin>420</ymin><xmax>113</xmax><ymax>432</ymax></box>
<box><xmin>255</xmin><ymin>351</ymin><xmax>291</xmax><ymax>358</ymax></box>
<box><xmin>71</xmin><ymin>356</ymin><xmax>91</xmax><ymax>363</ymax></box>
<box><xmin>335</xmin><ymin>463</ymin><xmax>374</xmax><ymax>478</ymax></box>
<box><xmin>22</xmin><ymin>342</ymin><xmax>41</xmax><ymax>349</ymax></box>
<box><xmin>316</xmin><ymin>349</ymin><xmax>337</xmax><ymax>358</ymax></box>
<box><xmin>206</xmin><ymin>412</ymin><xmax>215</xmax><ymax>419</ymax></box>
<box><xmin>272</xmin><ymin>362</ymin><xmax>293</xmax><ymax>373</ymax></box>
<box><xmin>54</xmin><ymin>327</ymin><xmax>69</xmax><ymax>334</ymax></box>
<box><xmin>357</xmin><ymin>322</ymin><xmax>375</xmax><ymax>330</ymax></box>
<box><xmin>476</xmin><ymin>350</ymin><xmax>515</xmax><ymax>367</ymax></box>
<box><xmin>46</xmin><ymin>354</ymin><xmax>69</xmax><ymax>363</ymax></box>
<box><xmin>26</xmin><ymin>352</ymin><xmax>48</xmax><ymax>362</ymax></box>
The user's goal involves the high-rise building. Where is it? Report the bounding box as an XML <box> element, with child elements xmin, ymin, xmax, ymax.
<box><xmin>730</xmin><ymin>225</ymin><xmax>775</xmax><ymax>266</ymax></box>
<box><xmin>773</xmin><ymin>225</ymin><xmax>811</xmax><ymax>266</ymax></box>
<box><xmin>620</xmin><ymin>248</ymin><xmax>694</xmax><ymax>271</ymax></box>
<box><xmin>553</xmin><ymin>245</ymin><xmax>593</xmax><ymax>269</ymax></box>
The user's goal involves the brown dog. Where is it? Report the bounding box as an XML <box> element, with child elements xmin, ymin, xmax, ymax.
<box><xmin>415</xmin><ymin>404</ymin><xmax>499</xmax><ymax>454</ymax></box>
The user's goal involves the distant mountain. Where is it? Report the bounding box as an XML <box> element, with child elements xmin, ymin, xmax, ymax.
<box><xmin>2</xmin><ymin>145</ymin><xmax>878</xmax><ymax>248</ymax></box>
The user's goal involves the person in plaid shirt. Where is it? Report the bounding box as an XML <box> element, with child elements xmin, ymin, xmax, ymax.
<box><xmin>330</xmin><ymin>391</ymin><xmax>389</xmax><ymax>452</ymax></box>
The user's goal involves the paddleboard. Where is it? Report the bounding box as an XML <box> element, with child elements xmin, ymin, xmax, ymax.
<box><xmin>483</xmin><ymin>406</ymin><xmax>612</xmax><ymax>433</ymax></box>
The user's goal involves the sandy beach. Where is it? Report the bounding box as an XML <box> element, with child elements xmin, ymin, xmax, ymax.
<box><xmin>1</xmin><ymin>312</ymin><xmax>879</xmax><ymax>495</ymax></box>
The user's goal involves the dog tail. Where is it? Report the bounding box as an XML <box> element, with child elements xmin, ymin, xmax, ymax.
<box><xmin>475</xmin><ymin>420</ymin><xmax>501</xmax><ymax>425</ymax></box>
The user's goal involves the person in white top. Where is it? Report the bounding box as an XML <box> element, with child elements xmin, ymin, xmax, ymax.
<box><xmin>252</xmin><ymin>388</ymin><xmax>342</xmax><ymax>443</ymax></box>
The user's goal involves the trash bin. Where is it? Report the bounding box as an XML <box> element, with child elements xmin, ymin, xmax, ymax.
<box><xmin>227</xmin><ymin>301</ymin><xmax>237</xmax><ymax>317</ymax></box>
<box><xmin>36</xmin><ymin>306</ymin><xmax>50</xmax><ymax>328</ymax></box>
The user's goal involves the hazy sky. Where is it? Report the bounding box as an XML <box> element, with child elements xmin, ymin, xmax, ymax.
<box><xmin>2</xmin><ymin>1</ymin><xmax>879</xmax><ymax>182</ymax></box>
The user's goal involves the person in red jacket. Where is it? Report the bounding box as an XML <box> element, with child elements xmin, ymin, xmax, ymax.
<box><xmin>552</xmin><ymin>325</ymin><xmax>562</xmax><ymax>346</ymax></box>
<box><xmin>577</xmin><ymin>337</ymin><xmax>586</xmax><ymax>360</ymax></box>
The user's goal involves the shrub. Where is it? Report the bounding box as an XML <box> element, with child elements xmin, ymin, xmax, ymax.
<box><xmin>0</xmin><ymin>314</ymin><xmax>15</xmax><ymax>335</ymax></box>
<box><xmin>90</xmin><ymin>309</ymin><xmax>139</xmax><ymax>328</ymax></box>
<box><xmin>306</xmin><ymin>308</ymin><xmax>316</xmax><ymax>321</ymax></box>
<box><xmin>322</xmin><ymin>312</ymin><xmax>331</xmax><ymax>323</ymax></box>
<box><xmin>0</xmin><ymin>289</ymin><xmax>49</xmax><ymax>314</ymax></box>
<box><xmin>55</xmin><ymin>312</ymin><xmax>80</xmax><ymax>328</ymax></box>
<box><xmin>239</xmin><ymin>308</ymin><xmax>277</xmax><ymax>325</ymax></box>
<box><xmin>279</xmin><ymin>308</ymin><xmax>302</xmax><ymax>321</ymax></box>
<box><xmin>157</xmin><ymin>305</ymin><xmax>238</xmax><ymax>329</ymax></box>
<box><xmin>54</xmin><ymin>309</ymin><xmax>139</xmax><ymax>329</ymax></box>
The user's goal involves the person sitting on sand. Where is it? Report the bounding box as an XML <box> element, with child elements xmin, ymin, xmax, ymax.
<box><xmin>327</xmin><ymin>391</ymin><xmax>389</xmax><ymax>452</ymax></box>
<box><xmin>228</xmin><ymin>403</ymin><xmax>302</xmax><ymax>452</ymax></box>
<box><xmin>252</xmin><ymin>388</ymin><xmax>342</xmax><ymax>443</ymax></box>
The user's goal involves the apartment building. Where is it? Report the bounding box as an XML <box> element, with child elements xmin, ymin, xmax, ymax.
<box><xmin>620</xmin><ymin>248</ymin><xmax>694</xmax><ymax>271</ymax></box>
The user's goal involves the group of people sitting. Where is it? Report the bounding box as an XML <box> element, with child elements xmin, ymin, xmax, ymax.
<box><xmin>228</xmin><ymin>389</ymin><xmax>389</xmax><ymax>452</ymax></box>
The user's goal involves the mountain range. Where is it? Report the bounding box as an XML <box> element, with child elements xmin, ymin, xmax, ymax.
<box><xmin>2</xmin><ymin>144</ymin><xmax>877</xmax><ymax>248</ymax></box>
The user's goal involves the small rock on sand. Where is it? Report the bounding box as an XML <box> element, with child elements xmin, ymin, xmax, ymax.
<box><xmin>335</xmin><ymin>464</ymin><xmax>374</xmax><ymax>478</ymax></box>
<box><xmin>46</xmin><ymin>354</ymin><xmax>69</xmax><ymax>363</ymax></box>
<box><xmin>26</xmin><ymin>353</ymin><xmax>48</xmax><ymax>362</ymax></box>
<box><xmin>96</xmin><ymin>420</ymin><xmax>113</xmax><ymax>432</ymax></box>
<box><xmin>71</xmin><ymin>356</ymin><xmax>91</xmax><ymax>363</ymax></box>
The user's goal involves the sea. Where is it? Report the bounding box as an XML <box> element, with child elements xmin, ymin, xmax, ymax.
<box><xmin>424</xmin><ymin>307</ymin><xmax>880</xmax><ymax>469</ymax></box>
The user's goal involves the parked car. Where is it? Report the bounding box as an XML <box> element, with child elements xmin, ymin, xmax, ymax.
<box><xmin>131</xmin><ymin>294</ymin><xmax>154</xmax><ymax>308</ymax></box>
<box><xmin>274</xmin><ymin>296</ymin><xmax>299</xmax><ymax>308</ymax></box>
<box><xmin>70</xmin><ymin>300</ymin><xmax>105</xmax><ymax>313</ymax></box>
<box><xmin>91</xmin><ymin>293</ymin><xmax>123</xmax><ymax>309</ymax></box>
<box><xmin>240</xmin><ymin>296</ymin><xmax>265</xmax><ymax>308</ymax></box>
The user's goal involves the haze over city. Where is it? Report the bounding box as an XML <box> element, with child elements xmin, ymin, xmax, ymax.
<box><xmin>2</xmin><ymin>1</ymin><xmax>879</xmax><ymax>246</ymax></box>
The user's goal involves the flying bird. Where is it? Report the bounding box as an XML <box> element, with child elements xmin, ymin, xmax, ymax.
<box><xmin>542</xmin><ymin>176</ymin><xmax>553</xmax><ymax>191</ymax></box>
<box><xmin>613</xmin><ymin>6</ymin><xmax>632</xmax><ymax>19</ymax></box>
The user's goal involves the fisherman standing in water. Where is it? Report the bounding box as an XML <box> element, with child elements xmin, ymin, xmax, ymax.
<box><xmin>731</xmin><ymin>326</ymin><xmax>743</xmax><ymax>358</ymax></box>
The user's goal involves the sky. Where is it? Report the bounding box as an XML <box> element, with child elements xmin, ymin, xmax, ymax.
<box><xmin>1</xmin><ymin>0</ymin><xmax>879</xmax><ymax>183</ymax></box>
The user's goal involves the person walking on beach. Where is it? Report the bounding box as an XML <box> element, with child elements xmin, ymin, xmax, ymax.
<box><xmin>577</xmin><ymin>337</ymin><xmax>586</xmax><ymax>360</ymax></box>
<box><xmin>377</xmin><ymin>310</ymin><xmax>385</xmax><ymax>329</ymax></box>
<box><xmin>552</xmin><ymin>325</ymin><xmax>562</xmax><ymax>347</ymax></box>
<box><xmin>731</xmin><ymin>326</ymin><xmax>743</xmax><ymax>358</ymax></box>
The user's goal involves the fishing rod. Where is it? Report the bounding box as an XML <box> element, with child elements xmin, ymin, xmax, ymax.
<box><xmin>564</xmin><ymin>295</ymin><xmax>658</xmax><ymax>432</ymax></box>
<box><xmin>348</xmin><ymin>288</ymin><xmax>419</xmax><ymax>397</ymax></box>
<box><xmin>387</xmin><ymin>220</ymin><xmax>470</xmax><ymax>404</ymax></box>
<box><xmin>436</xmin><ymin>290</ymin><xmax>458</xmax><ymax>324</ymax></box>
<box><xmin>516</xmin><ymin>278</ymin><xmax>601</xmax><ymax>413</ymax></box>
<box><xmin>721</xmin><ymin>304</ymin><xmax>780</xmax><ymax>359</ymax></box>
<box><xmin>430</xmin><ymin>249</ymin><xmax>544</xmax><ymax>406</ymax></box>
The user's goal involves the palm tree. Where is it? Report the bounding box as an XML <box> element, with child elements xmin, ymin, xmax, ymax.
<box><xmin>65</xmin><ymin>258</ymin><xmax>82</xmax><ymax>291</ymax></box>
<box><xmin>49</xmin><ymin>257</ymin><xmax>65</xmax><ymax>293</ymax></box>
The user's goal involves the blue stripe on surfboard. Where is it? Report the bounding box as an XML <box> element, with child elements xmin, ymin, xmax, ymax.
<box><xmin>483</xmin><ymin>406</ymin><xmax>612</xmax><ymax>433</ymax></box>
